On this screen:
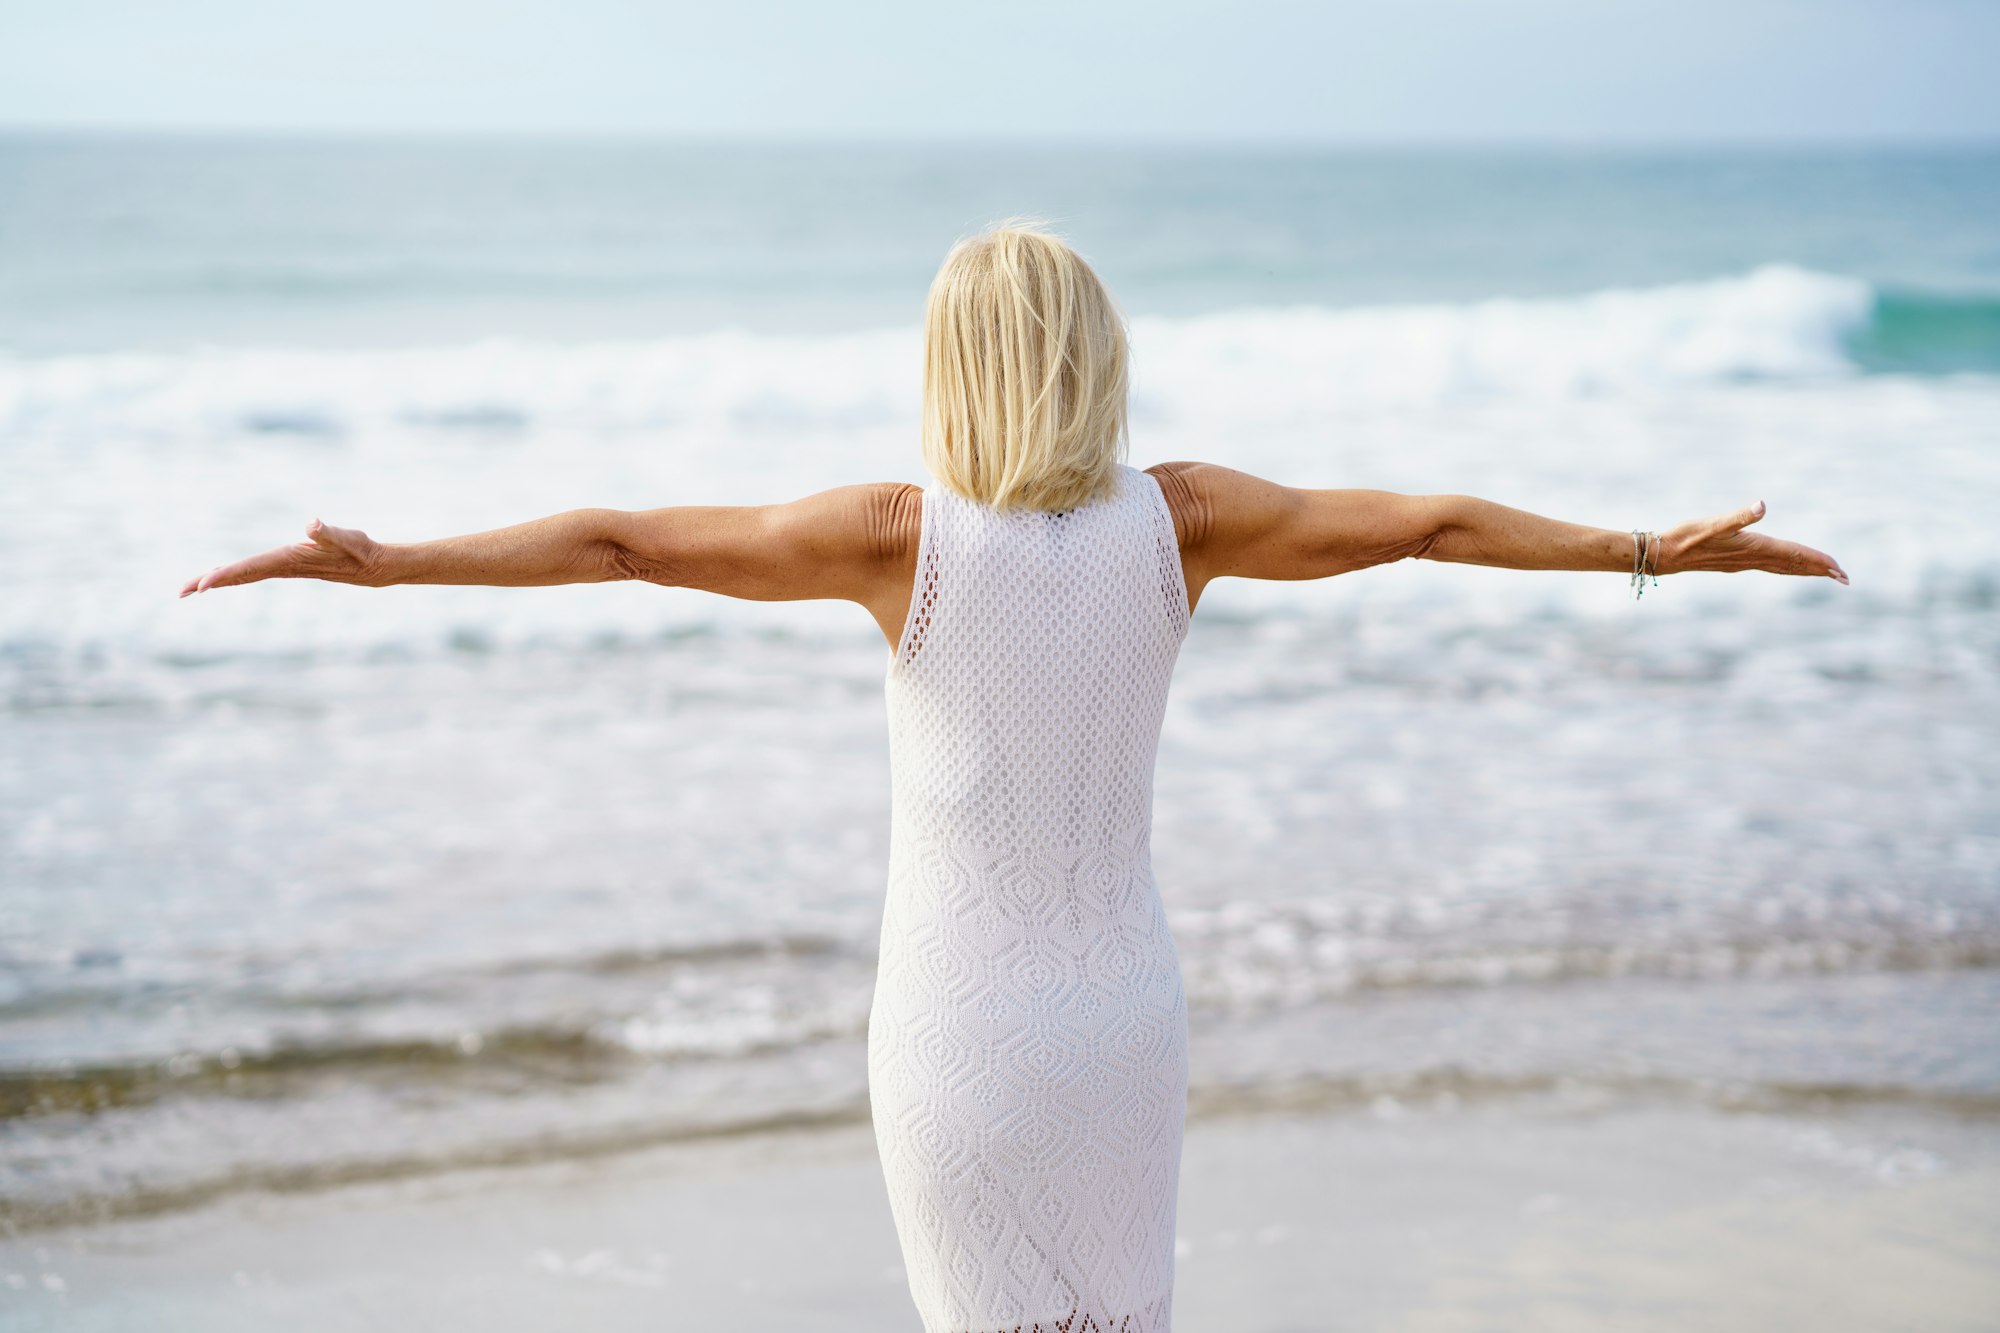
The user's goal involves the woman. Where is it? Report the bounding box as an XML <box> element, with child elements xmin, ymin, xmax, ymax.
<box><xmin>181</xmin><ymin>222</ymin><xmax>1846</xmax><ymax>1333</ymax></box>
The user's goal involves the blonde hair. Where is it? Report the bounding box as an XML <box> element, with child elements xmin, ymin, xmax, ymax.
<box><xmin>920</xmin><ymin>218</ymin><xmax>1130</xmax><ymax>513</ymax></box>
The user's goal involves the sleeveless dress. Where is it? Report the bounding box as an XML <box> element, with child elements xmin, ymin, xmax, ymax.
<box><xmin>868</xmin><ymin>462</ymin><xmax>1193</xmax><ymax>1333</ymax></box>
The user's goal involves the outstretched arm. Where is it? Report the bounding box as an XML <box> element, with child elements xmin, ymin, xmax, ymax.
<box><xmin>1146</xmin><ymin>461</ymin><xmax>1847</xmax><ymax>608</ymax></box>
<box><xmin>179</xmin><ymin>482</ymin><xmax>924</xmax><ymax>642</ymax></box>
<box><xmin>179</xmin><ymin>508</ymin><xmax>626</xmax><ymax>594</ymax></box>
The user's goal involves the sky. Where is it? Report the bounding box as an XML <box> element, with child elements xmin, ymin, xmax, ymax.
<box><xmin>1</xmin><ymin>0</ymin><xmax>1996</xmax><ymax>143</ymax></box>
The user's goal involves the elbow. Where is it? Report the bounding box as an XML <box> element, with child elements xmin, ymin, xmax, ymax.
<box><xmin>600</xmin><ymin>538</ymin><xmax>687</xmax><ymax>587</ymax></box>
<box><xmin>588</xmin><ymin>512</ymin><xmax>692</xmax><ymax>588</ymax></box>
<box><xmin>598</xmin><ymin>540</ymin><xmax>646</xmax><ymax>583</ymax></box>
<box><xmin>588</xmin><ymin>511</ymin><xmax>681</xmax><ymax>586</ymax></box>
<box><xmin>1407</xmin><ymin>495</ymin><xmax>1470</xmax><ymax>563</ymax></box>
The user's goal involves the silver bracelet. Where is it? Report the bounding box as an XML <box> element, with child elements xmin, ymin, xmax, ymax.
<box><xmin>1630</xmin><ymin>529</ymin><xmax>1660</xmax><ymax>599</ymax></box>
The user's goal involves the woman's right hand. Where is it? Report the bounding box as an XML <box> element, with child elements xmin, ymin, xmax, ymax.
<box><xmin>1657</xmin><ymin>501</ymin><xmax>1848</xmax><ymax>584</ymax></box>
<box><xmin>179</xmin><ymin>519</ymin><xmax>384</xmax><ymax>596</ymax></box>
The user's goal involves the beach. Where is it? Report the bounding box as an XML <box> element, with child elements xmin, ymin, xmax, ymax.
<box><xmin>3</xmin><ymin>135</ymin><xmax>1997</xmax><ymax>1328</ymax></box>
<box><xmin>5</xmin><ymin>1077</ymin><xmax>1995</xmax><ymax>1332</ymax></box>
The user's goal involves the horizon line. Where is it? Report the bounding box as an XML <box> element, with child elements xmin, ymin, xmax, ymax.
<box><xmin>3</xmin><ymin>121</ymin><xmax>1998</xmax><ymax>154</ymax></box>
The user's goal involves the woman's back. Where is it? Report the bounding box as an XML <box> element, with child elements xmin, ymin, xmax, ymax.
<box><xmin>870</xmin><ymin>461</ymin><xmax>1193</xmax><ymax>1333</ymax></box>
<box><xmin>887</xmin><ymin>461</ymin><xmax>1191</xmax><ymax>851</ymax></box>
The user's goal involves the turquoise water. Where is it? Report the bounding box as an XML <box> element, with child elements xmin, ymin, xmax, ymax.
<box><xmin>3</xmin><ymin>136</ymin><xmax>1997</xmax><ymax>353</ymax></box>
<box><xmin>0</xmin><ymin>134</ymin><xmax>1995</xmax><ymax>1228</ymax></box>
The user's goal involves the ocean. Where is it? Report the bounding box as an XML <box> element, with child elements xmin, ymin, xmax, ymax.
<box><xmin>1</xmin><ymin>133</ymin><xmax>1996</xmax><ymax>1229</ymax></box>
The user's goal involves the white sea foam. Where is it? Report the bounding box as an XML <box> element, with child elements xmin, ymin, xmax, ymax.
<box><xmin>1131</xmin><ymin>264</ymin><xmax>1872</xmax><ymax>417</ymax></box>
<box><xmin>0</xmin><ymin>267</ymin><xmax>1872</xmax><ymax>444</ymax></box>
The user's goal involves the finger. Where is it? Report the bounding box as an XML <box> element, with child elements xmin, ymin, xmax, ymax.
<box><xmin>1711</xmin><ymin>498</ymin><xmax>1765</xmax><ymax>535</ymax></box>
<box><xmin>193</xmin><ymin>543</ymin><xmax>308</xmax><ymax>593</ymax></box>
<box><xmin>306</xmin><ymin>517</ymin><xmax>358</xmax><ymax>554</ymax></box>
<box><xmin>184</xmin><ymin>565</ymin><xmax>235</xmax><ymax>595</ymax></box>
<box><xmin>306</xmin><ymin>510</ymin><xmax>342</xmax><ymax>548</ymax></box>
<box><xmin>1782</xmin><ymin>539</ymin><xmax>1847</xmax><ymax>583</ymax></box>
<box><xmin>1772</xmin><ymin>539</ymin><xmax>1847</xmax><ymax>582</ymax></box>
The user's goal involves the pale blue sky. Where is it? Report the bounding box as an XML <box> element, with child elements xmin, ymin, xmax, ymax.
<box><xmin>2</xmin><ymin>0</ymin><xmax>1996</xmax><ymax>142</ymax></box>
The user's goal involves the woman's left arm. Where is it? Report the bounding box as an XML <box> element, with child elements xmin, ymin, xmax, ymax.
<box><xmin>1422</xmin><ymin>495</ymin><xmax>1848</xmax><ymax>582</ymax></box>
<box><xmin>179</xmin><ymin>483</ymin><xmax>918</xmax><ymax>603</ymax></box>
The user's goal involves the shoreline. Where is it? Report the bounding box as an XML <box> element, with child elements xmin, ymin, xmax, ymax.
<box><xmin>13</xmin><ymin>962</ymin><xmax>1996</xmax><ymax>1239</ymax></box>
<box><xmin>4</xmin><ymin>1089</ymin><xmax>1994</xmax><ymax>1332</ymax></box>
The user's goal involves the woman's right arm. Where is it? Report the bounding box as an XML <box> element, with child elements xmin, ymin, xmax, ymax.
<box><xmin>1145</xmin><ymin>461</ymin><xmax>1847</xmax><ymax>610</ymax></box>
<box><xmin>175</xmin><ymin>485</ymin><xmax>924</xmax><ymax>645</ymax></box>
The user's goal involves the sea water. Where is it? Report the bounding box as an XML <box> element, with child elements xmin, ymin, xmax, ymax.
<box><xmin>1</xmin><ymin>134</ymin><xmax>1996</xmax><ymax>1225</ymax></box>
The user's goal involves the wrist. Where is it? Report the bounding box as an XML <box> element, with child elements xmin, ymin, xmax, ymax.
<box><xmin>362</xmin><ymin>542</ymin><xmax>407</xmax><ymax>587</ymax></box>
<box><xmin>1626</xmin><ymin>527</ymin><xmax>1665</xmax><ymax>598</ymax></box>
<box><xmin>1652</xmin><ymin>527</ymin><xmax>1686</xmax><ymax>577</ymax></box>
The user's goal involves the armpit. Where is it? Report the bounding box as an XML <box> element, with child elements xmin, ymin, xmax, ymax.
<box><xmin>870</xmin><ymin>481</ymin><xmax>925</xmax><ymax>565</ymax></box>
<box><xmin>1142</xmin><ymin>461</ymin><xmax>1212</xmax><ymax>551</ymax></box>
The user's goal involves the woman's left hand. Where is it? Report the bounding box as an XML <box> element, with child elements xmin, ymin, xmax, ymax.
<box><xmin>1658</xmin><ymin>500</ymin><xmax>1848</xmax><ymax>584</ymax></box>
<box><xmin>179</xmin><ymin>519</ymin><xmax>384</xmax><ymax>596</ymax></box>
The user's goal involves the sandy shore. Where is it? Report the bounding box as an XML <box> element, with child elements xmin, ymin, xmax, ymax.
<box><xmin>3</xmin><ymin>1091</ymin><xmax>1995</xmax><ymax>1332</ymax></box>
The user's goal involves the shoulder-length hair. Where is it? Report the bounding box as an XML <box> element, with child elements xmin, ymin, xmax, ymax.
<box><xmin>920</xmin><ymin>219</ymin><xmax>1130</xmax><ymax>513</ymax></box>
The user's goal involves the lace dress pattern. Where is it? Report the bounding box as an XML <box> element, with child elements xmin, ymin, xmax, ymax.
<box><xmin>869</xmin><ymin>463</ymin><xmax>1193</xmax><ymax>1333</ymax></box>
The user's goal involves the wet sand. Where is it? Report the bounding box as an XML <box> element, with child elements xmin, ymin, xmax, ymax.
<box><xmin>4</xmin><ymin>1091</ymin><xmax>1995</xmax><ymax>1332</ymax></box>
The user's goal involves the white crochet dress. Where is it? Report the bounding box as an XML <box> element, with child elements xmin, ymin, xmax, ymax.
<box><xmin>869</xmin><ymin>462</ymin><xmax>1193</xmax><ymax>1333</ymax></box>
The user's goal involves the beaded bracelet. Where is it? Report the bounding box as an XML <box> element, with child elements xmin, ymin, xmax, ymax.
<box><xmin>1630</xmin><ymin>529</ymin><xmax>1660</xmax><ymax>599</ymax></box>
